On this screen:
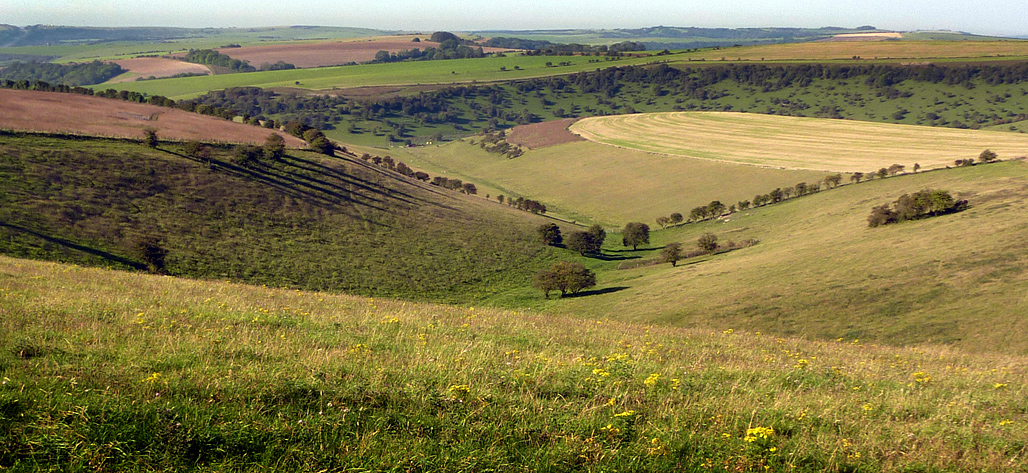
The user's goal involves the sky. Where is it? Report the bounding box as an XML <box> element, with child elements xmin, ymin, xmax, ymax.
<box><xmin>2</xmin><ymin>0</ymin><xmax>1026</xmax><ymax>37</ymax></box>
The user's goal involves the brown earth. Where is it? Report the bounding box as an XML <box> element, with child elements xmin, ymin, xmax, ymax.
<box><xmin>0</xmin><ymin>89</ymin><xmax>306</xmax><ymax>147</ymax></box>
<box><xmin>214</xmin><ymin>35</ymin><xmax>515</xmax><ymax>68</ymax></box>
<box><xmin>109</xmin><ymin>58</ymin><xmax>212</xmax><ymax>83</ymax></box>
<box><xmin>506</xmin><ymin>118</ymin><xmax>584</xmax><ymax>149</ymax></box>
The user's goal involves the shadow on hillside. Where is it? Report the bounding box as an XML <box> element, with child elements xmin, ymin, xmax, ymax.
<box><xmin>571</xmin><ymin>286</ymin><xmax>629</xmax><ymax>297</ymax></box>
<box><xmin>585</xmin><ymin>252</ymin><xmax>640</xmax><ymax>261</ymax></box>
<box><xmin>0</xmin><ymin>223</ymin><xmax>145</xmax><ymax>270</ymax></box>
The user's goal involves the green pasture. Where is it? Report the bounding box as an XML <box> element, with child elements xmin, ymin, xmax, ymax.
<box><xmin>100</xmin><ymin>54</ymin><xmax>665</xmax><ymax>99</ymax></box>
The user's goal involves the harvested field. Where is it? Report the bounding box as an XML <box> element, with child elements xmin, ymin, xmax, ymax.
<box><xmin>109</xmin><ymin>57</ymin><xmax>211</xmax><ymax>83</ymax></box>
<box><xmin>0</xmin><ymin>89</ymin><xmax>306</xmax><ymax>147</ymax></box>
<box><xmin>215</xmin><ymin>36</ymin><xmax>514</xmax><ymax>68</ymax></box>
<box><xmin>823</xmin><ymin>32</ymin><xmax>904</xmax><ymax>42</ymax></box>
<box><xmin>570</xmin><ymin>111</ymin><xmax>1028</xmax><ymax>172</ymax></box>
<box><xmin>506</xmin><ymin>118</ymin><xmax>584</xmax><ymax>149</ymax></box>
<box><xmin>681</xmin><ymin>40</ymin><xmax>1028</xmax><ymax>61</ymax></box>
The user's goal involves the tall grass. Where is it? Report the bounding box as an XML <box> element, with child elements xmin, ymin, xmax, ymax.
<box><xmin>1</xmin><ymin>256</ymin><xmax>1026</xmax><ymax>471</ymax></box>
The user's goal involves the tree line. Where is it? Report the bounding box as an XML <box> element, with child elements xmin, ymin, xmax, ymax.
<box><xmin>183</xmin><ymin>49</ymin><xmax>256</xmax><ymax>73</ymax></box>
<box><xmin>0</xmin><ymin>60</ymin><xmax>125</xmax><ymax>86</ymax></box>
<box><xmin>868</xmin><ymin>189</ymin><xmax>967</xmax><ymax>228</ymax></box>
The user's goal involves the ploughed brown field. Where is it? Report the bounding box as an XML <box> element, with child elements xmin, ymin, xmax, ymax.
<box><xmin>506</xmin><ymin>118</ymin><xmax>584</xmax><ymax>149</ymax></box>
<box><xmin>0</xmin><ymin>89</ymin><xmax>306</xmax><ymax>147</ymax></box>
<box><xmin>109</xmin><ymin>58</ymin><xmax>211</xmax><ymax>83</ymax></box>
<box><xmin>214</xmin><ymin>35</ymin><xmax>515</xmax><ymax>68</ymax></box>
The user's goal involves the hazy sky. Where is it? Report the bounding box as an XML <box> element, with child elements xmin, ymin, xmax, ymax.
<box><xmin>2</xmin><ymin>0</ymin><xmax>1026</xmax><ymax>37</ymax></box>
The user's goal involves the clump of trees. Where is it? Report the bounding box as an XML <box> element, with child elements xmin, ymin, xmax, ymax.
<box><xmin>476</xmin><ymin>130</ymin><xmax>524</xmax><ymax>158</ymax></box>
<box><xmin>533</xmin><ymin>261</ymin><xmax>596</xmax><ymax>298</ymax></box>
<box><xmin>565</xmin><ymin>224</ymin><xmax>606</xmax><ymax>255</ymax></box>
<box><xmin>656</xmin><ymin>212</ymin><xmax>684</xmax><ymax>228</ymax></box>
<box><xmin>183</xmin><ymin>49</ymin><xmax>255</xmax><ymax>72</ymax></box>
<box><xmin>867</xmin><ymin>189</ymin><xmax>968</xmax><ymax>228</ymax></box>
<box><xmin>621</xmin><ymin>222</ymin><xmax>650</xmax><ymax>250</ymax></box>
<box><xmin>0</xmin><ymin>60</ymin><xmax>125</xmax><ymax>86</ymax></box>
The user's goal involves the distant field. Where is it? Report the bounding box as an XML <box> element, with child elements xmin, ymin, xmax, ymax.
<box><xmin>393</xmin><ymin>140</ymin><xmax>828</xmax><ymax>226</ymax></box>
<box><xmin>0</xmin><ymin>89</ymin><xmax>304</xmax><ymax>146</ymax></box>
<box><xmin>109</xmin><ymin>57</ymin><xmax>211</xmax><ymax>83</ymax></box>
<box><xmin>506</xmin><ymin>118</ymin><xmax>583</xmax><ymax>149</ymax></box>
<box><xmin>101</xmin><ymin>54</ymin><xmax>661</xmax><ymax>100</ymax></box>
<box><xmin>570</xmin><ymin>112</ymin><xmax>1028</xmax><ymax>172</ymax></box>
<box><xmin>215</xmin><ymin>35</ymin><xmax>516</xmax><ymax>68</ymax></box>
<box><xmin>674</xmin><ymin>40</ymin><xmax>1028</xmax><ymax>62</ymax></box>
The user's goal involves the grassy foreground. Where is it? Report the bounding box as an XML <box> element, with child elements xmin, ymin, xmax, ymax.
<box><xmin>2</xmin><ymin>256</ymin><xmax>1027</xmax><ymax>471</ymax></box>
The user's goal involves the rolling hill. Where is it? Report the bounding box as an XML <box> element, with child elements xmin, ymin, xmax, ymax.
<box><xmin>0</xmin><ymin>131</ymin><xmax>559</xmax><ymax>303</ymax></box>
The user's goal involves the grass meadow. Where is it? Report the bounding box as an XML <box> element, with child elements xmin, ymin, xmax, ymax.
<box><xmin>2</xmin><ymin>255</ymin><xmax>1027</xmax><ymax>471</ymax></box>
<box><xmin>569</xmin><ymin>111</ymin><xmax>1028</xmax><ymax>172</ymax></box>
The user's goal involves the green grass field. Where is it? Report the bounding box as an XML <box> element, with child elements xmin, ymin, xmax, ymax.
<box><xmin>2</xmin><ymin>254</ymin><xmax>1026</xmax><ymax>471</ymax></box>
<box><xmin>570</xmin><ymin>111</ymin><xmax>1028</xmax><ymax>172</ymax></box>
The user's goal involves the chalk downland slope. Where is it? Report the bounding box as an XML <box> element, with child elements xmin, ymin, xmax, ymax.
<box><xmin>570</xmin><ymin>111</ymin><xmax>1028</xmax><ymax>172</ymax></box>
<box><xmin>0</xmin><ymin>133</ymin><xmax>556</xmax><ymax>303</ymax></box>
<box><xmin>0</xmin><ymin>88</ymin><xmax>305</xmax><ymax>146</ymax></box>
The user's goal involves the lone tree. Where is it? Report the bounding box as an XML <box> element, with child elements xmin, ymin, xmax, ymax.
<box><xmin>697</xmin><ymin>232</ymin><xmax>718</xmax><ymax>254</ymax></box>
<box><xmin>661</xmin><ymin>242</ymin><xmax>683</xmax><ymax>267</ymax></box>
<box><xmin>621</xmin><ymin>222</ymin><xmax>650</xmax><ymax>250</ymax></box>
<box><xmin>537</xmin><ymin>223</ymin><xmax>562</xmax><ymax>246</ymax></box>
<box><xmin>533</xmin><ymin>261</ymin><xmax>596</xmax><ymax>298</ymax></box>
<box><xmin>135</xmin><ymin>236</ymin><xmax>168</xmax><ymax>273</ymax></box>
<box><xmin>142</xmin><ymin>127</ymin><xmax>158</xmax><ymax>148</ymax></box>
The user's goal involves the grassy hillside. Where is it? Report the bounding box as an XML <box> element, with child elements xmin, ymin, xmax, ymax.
<box><xmin>570</xmin><ymin>111</ymin><xmax>1028</xmax><ymax>172</ymax></box>
<box><xmin>102</xmin><ymin>54</ymin><xmax>661</xmax><ymax>100</ymax></box>
<box><xmin>0</xmin><ymin>132</ymin><xmax>557</xmax><ymax>303</ymax></box>
<box><xmin>391</xmin><ymin>140</ymin><xmax>829</xmax><ymax>226</ymax></box>
<box><xmin>2</xmin><ymin>255</ymin><xmax>1026</xmax><ymax>471</ymax></box>
<box><xmin>679</xmin><ymin>40</ymin><xmax>1028</xmax><ymax>62</ymax></box>
<box><xmin>542</xmin><ymin>159</ymin><xmax>1028</xmax><ymax>355</ymax></box>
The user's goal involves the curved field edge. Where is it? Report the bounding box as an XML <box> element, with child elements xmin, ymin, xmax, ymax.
<box><xmin>569</xmin><ymin>111</ymin><xmax>1028</xmax><ymax>172</ymax></box>
<box><xmin>393</xmin><ymin>139</ymin><xmax>830</xmax><ymax>227</ymax></box>
<box><xmin>1</xmin><ymin>255</ymin><xmax>1026</xmax><ymax>471</ymax></box>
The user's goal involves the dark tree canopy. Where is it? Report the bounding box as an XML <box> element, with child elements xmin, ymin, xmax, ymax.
<box><xmin>621</xmin><ymin>222</ymin><xmax>650</xmax><ymax>250</ymax></box>
<box><xmin>697</xmin><ymin>233</ymin><xmax>719</xmax><ymax>254</ymax></box>
<box><xmin>537</xmin><ymin>223</ymin><xmax>562</xmax><ymax>246</ymax></box>
<box><xmin>566</xmin><ymin>231</ymin><xmax>600</xmax><ymax>255</ymax></box>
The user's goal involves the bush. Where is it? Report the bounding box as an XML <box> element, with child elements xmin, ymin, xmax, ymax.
<box><xmin>697</xmin><ymin>233</ymin><xmax>718</xmax><ymax>254</ymax></box>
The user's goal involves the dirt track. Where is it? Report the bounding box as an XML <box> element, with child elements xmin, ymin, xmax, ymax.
<box><xmin>0</xmin><ymin>89</ymin><xmax>306</xmax><ymax>147</ymax></box>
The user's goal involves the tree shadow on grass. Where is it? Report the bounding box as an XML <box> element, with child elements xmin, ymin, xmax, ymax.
<box><xmin>584</xmin><ymin>253</ymin><xmax>639</xmax><ymax>261</ymax></box>
<box><xmin>0</xmin><ymin>223</ymin><xmax>145</xmax><ymax>270</ymax></box>
<box><xmin>568</xmin><ymin>286</ymin><xmax>629</xmax><ymax>298</ymax></box>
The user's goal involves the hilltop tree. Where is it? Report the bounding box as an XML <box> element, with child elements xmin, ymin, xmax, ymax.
<box><xmin>621</xmin><ymin>222</ymin><xmax>649</xmax><ymax>250</ymax></box>
<box><xmin>142</xmin><ymin>127</ymin><xmax>158</xmax><ymax>148</ymax></box>
<box><xmin>263</xmin><ymin>133</ymin><xmax>286</xmax><ymax>161</ymax></box>
<box><xmin>851</xmin><ymin>172</ymin><xmax>864</xmax><ymax>183</ymax></box>
<box><xmin>698</xmin><ymin>232</ymin><xmax>719</xmax><ymax>254</ymax></box>
<box><xmin>825</xmin><ymin>174</ymin><xmax>843</xmax><ymax>188</ymax></box>
<box><xmin>537</xmin><ymin>223</ymin><xmax>562</xmax><ymax>246</ymax></box>
<box><xmin>913</xmin><ymin>163</ymin><xmax>921</xmax><ymax>173</ymax></box>
<box><xmin>706</xmin><ymin>200</ymin><xmax>726</xmax><ymax>218</ymax></box>
<box><xmin>669</xmin><ymin>212</ymin><xmax>684</xmax><ymax>225</ymax></box>
<box><xmin>661</xmin><ymin>242</ymin><xmax>683</xmax><ymax>267</ymax></box>
<box><xmin>533</xmin><ymin>261</ymin><xmax>596</xmax><ymax>298</ymax></box>
<box><xmin>887</xmin><ymin>163</ymin><xmax>905</xmax><ymax>175</ymax></box>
